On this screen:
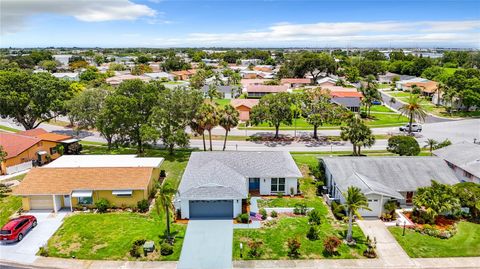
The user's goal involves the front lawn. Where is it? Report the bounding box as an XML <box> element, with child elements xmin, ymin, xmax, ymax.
<box><xmin>389</xmin><ymin>221</ymin><xmax>480</xmax><ymax>258</ymax></box>
<box><xmin>46</xmin><ymin>212</ymin><xmax>186</xmax><ymax>261</ymax></box>
<box><xmin>233</xmin><ymin>161</ymin><xmax>367</xmax><ymax>260</ymax></box>
<box><xmin>0</xmin><ymin>195</ymin><xmax>22</xmax><ymax>226</ymax></box>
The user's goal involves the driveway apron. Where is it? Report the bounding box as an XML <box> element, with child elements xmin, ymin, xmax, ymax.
<box><xmin>178</xmin><ymin>219</ymin><xmax>233</xmax><ymax>269</ymax></box>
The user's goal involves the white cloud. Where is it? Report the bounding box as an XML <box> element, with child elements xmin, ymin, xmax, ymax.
<box><xmin>155</xmin><ymin>20</ymin><xmax>480</xmax><ymax>47</ymax></box>
<box><xmin>1</xmin><ymin>0</ymin><xmax>157</xmax><ymax>34</ymax></box>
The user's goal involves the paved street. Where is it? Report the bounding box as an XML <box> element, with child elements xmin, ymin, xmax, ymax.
<box><xmin>178</xmin><ymin>220</ymin><xmax>233</xmax><ymax>269</ymax></box>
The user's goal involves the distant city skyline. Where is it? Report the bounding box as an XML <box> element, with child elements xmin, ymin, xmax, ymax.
<box><xmin>1</xmin><ymin>0</ymin><xmax>479</xmax><ymax>48</ymax></box>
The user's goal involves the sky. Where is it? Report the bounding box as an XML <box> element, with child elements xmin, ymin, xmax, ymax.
<box><xmin>1</xmin><ymin>0</ymin><xmax>479</xmax><ymax>48</ymax></box>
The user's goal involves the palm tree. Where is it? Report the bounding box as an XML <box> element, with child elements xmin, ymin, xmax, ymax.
<box><xmin>360</xmin><ymin>75</ymin><xmax>380</xmax><ymax>117</ymax></box>
<box><xmin>424</xmin><ymin>139</ymin><xmax>438</xmax><ymax>155</ymax></box>
<box><xmin>219</xmin><ymin>105</ymin><xmax>239</xmax><ymax>151</ymax></box>
<box><xmin>155</xmin><ymin>183</ymin><xmax>176</xmax><ymax>243</ymax></box>
<box><xmin>345</xmin><ymin>186</ymin><xmax>370</xmax><ymax>242</ymax></box>
<box><xmin>190</xmin><ymin>118</ymin><xmax>206</xmax><ymax>151</ymax></box>
<box><xmin>399</xmin><ymin>94</ymin><xmax>427</xmax><ymax>134</ymax></box>
<box><xmin>197</xmin><ymin>103</ymin><xmax>219</xmax><ymax>151</ymax></box>
<box><xmin>435</xmin><ymin>82</ymin><xmax>447</xmax><ymax>106</ymax></box>
<box><xmin>207</xmin><ymin>84</ymin><xmax>220</xmax><ymax>101</ymax></box>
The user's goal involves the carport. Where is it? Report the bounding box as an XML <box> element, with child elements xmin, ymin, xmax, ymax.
<box><xmin>189</xmin><ymin>200</ymin><xmax>234</xmax><ymax>219</ymax></box>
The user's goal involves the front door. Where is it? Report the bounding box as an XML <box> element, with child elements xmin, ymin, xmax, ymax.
<box><xmin>406</xmin><ymin>192</ymin><xmax>414</xmax><ymax>204</ymax></box>
<box><xmin>63</xmin><ymin>195</ymin><xmax>71</xmax><ymax>208</ymax></box>
<box><xmin>249</xmin><ymin>178</ymin><xmax>260</xmax><ymax>190</ymax></box>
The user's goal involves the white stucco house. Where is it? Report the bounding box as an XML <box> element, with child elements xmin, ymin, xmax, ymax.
<box><xmin>174</xmin><ymin>151</ymin><xmax>302</xmax><ymax>219</ymax></box>
<box><xmin>433</xmin><ymin>141</ymin><xmax>480</xmax><ymax>184</ymax></box>
<box><xmin>321</xmin><ymin>156</ymin><xmax>459</xmax><ymax>218</ymax></box>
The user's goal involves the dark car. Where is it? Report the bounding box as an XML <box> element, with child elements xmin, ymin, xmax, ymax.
<box><xmin>0</xmin><ymin>215</ymin><xmax>37</xmax><ymax>243</ymax></box>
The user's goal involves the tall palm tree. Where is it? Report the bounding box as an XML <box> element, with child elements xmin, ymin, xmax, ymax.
<box><xmin>399</xmin><ymin>94</ymin><xmax>427</xmax><ymax>134</ymax></box>
<box><xmin>424</xmin><ymin>139</ymin><xmax>438</xmax><ymax>155</ymax></box>
<box><xmin>197</xmin><ymin>103</ymin><xmax>219</xmax><ymax>151</ymax></box>
<box><xmin>219</xmin><ymin>105</ymin><xmax>239</xmax><ymax>151</ymax></box>
<box><xmin>155</xmin><ymin>183</ymin><xmax>176</xmax><ymax>243</ymax></box>
<box><xmin>360</xmin><ymin>75</ymin><xmax>380</xmax><ymax>117</ymax></box>
<box><xmin>190</xmin><ymin>118</ymin><xmax>206</xmax><ymax>151</ymax></box>
<box><xmin>207</xmin><ymin>84</ymin><xmax>220</xmax><ymax>101</ymax></box>
<box><xmin>435</xmin><ymin>82</ymin><xmax>448</xmax><ymax>106</ymax></box>
<box><xmin>345</xmin><ymin>186</ymin><xmax>370</xmax><ymax>242</ymax></box>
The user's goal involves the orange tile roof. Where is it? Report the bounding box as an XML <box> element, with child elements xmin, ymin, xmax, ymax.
<box><xmin>13</xmin><ymin>167</ymin><xmax>153</xmax><ymax>195</ymax></box>
<box><xmin>404</xmin><ymin>81</ymin><xmax>438</xmax><ymax>93</ymax></box>
<box><xmin>280</xmin><ymin>78</ymin><xmax>311</xmax><ymax>84</ymax></box>
<box><xmin>18</xmin><ymin>128</ymin><xmax>48</xmax><ymax>137</ymax></box>
<box><xmin>330</xmin><ymin>91</ymin><xmax>364</xmax><ymax>98</ymax></box>
<box><xmin>0</xmin><ymin>133</ymin><xmax>41</xmax><ymax>159</ymax></box>
<box><xmin>246</xmin><ymin>85</ymin><xmax>289</xmax><ymax>93</ymax></box>
<box><xmin>230</xmin><ymin>99</ymin><xmax>259</xmax><ymax>109</ymax></box>
<box><xmin>171</xmin><ymin>69</ymin><xmax>197</xmax><ymax>76</ymax></box>
<box><xmin>18</xmin><ymin>128</ymin><xmax>72</xmax><ymax>142</ymax></box>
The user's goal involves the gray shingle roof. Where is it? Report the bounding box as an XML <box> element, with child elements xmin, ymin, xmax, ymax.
<box><xmin>347</xmin><ymin>172</ymin><xmax>404</xmax><ymax>199</ymax></box>
<box><xmin>178</xmin><ymin>151</ymin><xmax>302</xmax><ymax>199</ymax></box>
<box><xmin>321</xmin><ymin>156</ymin><xmax>459</xmax><ymax>195</ymax></box>
<box><xmin>331</xmin><ymin>97</ymin><xmax>361</xmax><ymax>108</ymax></box>
<box><xmin>433</xmin><ymin>142</ymin><xmax>480</xmax><ymax>178</ymax></box>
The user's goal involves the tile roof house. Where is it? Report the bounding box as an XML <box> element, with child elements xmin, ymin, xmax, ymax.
<box><xmin>246</xmin><ymin>85</ymin><xmax>289</xmax><ymax>98</ymax></box>
<box><xmin>171</xmin><ymin>69</ymin><xmax>197</xmax><ymax>80</ymax></box>
<box><xmin>106</xmin><ymin>74</ymin><xmax>151</xmax><ymax>85</ymax></box>
<box><xmin>433</xmin><ymin>142</ymin><xmax>480</xmax><ymax>184</ymax></box>
<box><xmin>280</xmin><ymin>78</ymin><xmax>312</xmax><ymax>88</ymax></box>
<box><xmin>230</xmin><ymin>99</ymin><xmax>260</xmax><ymax>121</ymax></box>
<box><xmin>13</xmin><ymin>155</ymin><xmax>164</xmax><ymax>212</ymax></box>
<box><xmin>175</xmin><ymin>151</ymin><xmax>302</xmax><ymax>219</ymax></box>
<box><xmin>0</xmin><ymin>129</ymin><xmax>75</xmax><ymax>175</ymax></box>
<box><xmin>201</xmin><ymin>85</ymin><xmax>241</xmax><ymax>99</ymax></box>
<box><xmin>403</xmin><ymin>81</ymin><xmax>438</xmax><ymax>96</ymax></box>
<box><xmin>321</xmin><ymin>156</ymin><xmax>459</xmax><ymax>217</ymax></box>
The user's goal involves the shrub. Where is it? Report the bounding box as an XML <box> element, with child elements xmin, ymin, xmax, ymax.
<box><xmin>363</xmin><ymin>236</ymin><xmax>377</xmax><ymax>258</ymax></box>
<box><xmin>135</xmin><ymin>199</ymin><xmax>149</xmax><ymax>213</ymax></box>
<box><xmin>306</xmin><ymin>225</ymin><xmax>319</xmax><ymax>240</ymax></box>
<box><xmin>276</xmin><ymin>192</ymin><xmax>284</xmax><ymax>198</ymax></box>
<box><xmin>360</xmin><ymin>111</ymin><xmax>368</xmax><ymax>118</ymax></box>
<box><xmin>95</xmin><ymin>198</ymin><xmax>111</xmax><ymax>213</ymax></box>
<box><xmin>293</xmin><ymin>202</ymin><xmax>308</xmax><ymax>215</ymax></box>
<box><xmin>331</xmin><ymin>201</ymin><xmax>346</xmax><ymax>220</ymax></box>
<box><xmin>130</xmin><ymin>239</ymin><xmax>146</xmax><ymax>258</ymax></box>
<box><xmin>259</xmin><ymin>208</ymin><xmax>267</xmax><ymax>220</ymax></box>
<box><xmin>247</xmin><ymin>239</ymin><xmax>263</xmax><ymax>258</ymax></box>
<box><xmin>38</xmin><ymin>246</ymin><xmax>49</xmax><ymax>257</ymax></box>
<box><xmin>290</xmin><ymin>187</ymin><xmax>295</xmax><ymax>196</ymax></box>
<box><xmin>237</xmin><ymin>213</ymin><xmax>249</xmax><ymax>223</ymax></box>
<box><xmin>323</xmin><ymin>236</ymin><xmax>341</xmax><ymax>255</ymax></box>
<box><xmin>387</xmin><ymin>135</ymin><xmax>420</xmax><ymax>156</ymax></box>
<box><xmin>160</xmin><ymin>170</ymin><xmax>166</xmax><ymax>177</ymax></box>
<box><xmin>160</xmin><ymin>242</ymin><xmax>173</xmax><ymax>256</ymax></box>
<box><xmin>411</xmin><ymin>86</ymin><xmax>421</xmax><ymax>94</ymax></box>
<box><xmin>308</xmin><ymin>209</ymin><xmax>322</xmax><ymax>225</ymax></box>
<box><xmin>270</xmin><ymin>210</ymin><xmax>278</xmax><ymax>218</ymax></box>
<box><xmin>287</xmin><ymin>238</ymin><xmax>301</xmax><ymax>258</ymax></box>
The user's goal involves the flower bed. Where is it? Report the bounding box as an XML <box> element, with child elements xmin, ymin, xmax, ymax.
<box><xmin>403</xmin><ymin>212</ymin><xmax>458</xmax><ymax>239</ymax></box>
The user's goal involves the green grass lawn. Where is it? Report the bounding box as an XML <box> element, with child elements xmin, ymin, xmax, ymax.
<box><xmin>46</xmin><ymin>213</ymin><xmax>186</xmax><ymax>261</ymax></box>
<box><xmin>0</xmin><ymin>125</ymin><xmax>21</xmax><ymax>133</ymax></box>
<box><xmin>363</xmin><ymin>105</ymin><xmax>395</xmax><ymax>113</ymax></box>
<box><xmin>233</xmin><ymin>161</ymin><xmax>367</xmax><ymax>260</ymax></box>
<box><xmin>0</xmin><ymin>195</ymin><xmax>22</xmax><ymax>226</ymax></box>
<box><xmin>213</xmin><ymin>98</ymin><xmax>231</xmax><ymax>107</ymax></box>
<box><xmin>389</xmin><ymin>221</ymin><xmax>480</xmax><ymax>258</ymax></box>
<box><xmin>46</xmin><ymin>145</ymin><xmax>191</xmax><ymax>260</ymax></box>
<box><xmin>387</xmin><ymin>91</ymin><xmax>412</xmax><ymax>98</ymax></box>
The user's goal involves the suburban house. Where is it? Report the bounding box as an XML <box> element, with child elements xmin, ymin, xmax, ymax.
<box><xmin>174</xmin><ymin>151</ymin><xmax>302</xmax><ymax>219</ymax></box>
<box><xmin>377</xmin><ymin>72</ymin><xmax>415</xmax><ymax>84</ymax></box>
<box><xmin>321</xmin><ymin>157</ymin><xmax>459</xmax><ymax>217</ymax></box>
<box><xmin>201</xmin><ymin>85</ymin><xmax>240</xmax><ymax>99</ymax></box>
<box><xmin>253</xmin><ymin>65</ymin><xmax>274</xmax><ymax>72</ymax></box>
<box><xmin>105</xmin><ymin>74</ymin><xmax>151</xmax><ymax>85</ymax></box>
<box><xmin>171</xmin><ymin>69</ymin><xmax>197</xmax><ymax>80</ymax></box>
<box><xmin>52</xmin><ymin>72</ymin><xmax>80</xmax><ymax>81</ymax></box>
<box><xmin>13</xmin><ymin>155</ymin><xmax>163</xmax><ymax>212</ymax></box>
<box><xmin>240</xmin><ymin>78</ymin><xmax>271</xmax><ymax>88</ymax></box>
<box><xmin>395</xmin><ymin>77</ymin><xmax>429</xmax><ymax>90</ymax></box>
<box><xmin>403</xmin><ymin>80</ymin><xmax>438</xmax><ymax>97</ymax></box>
<box><xmin>280</xmin><ymin>78</ymin><xmax>312</xmax><ymax>88</ymax></box>
<box><xmin>230</xmin><ymin>99</ymin><xmax>259</xmax><ymax>121</ymax></box>
<box><xmin>330</xmin><ymin>91</ymin><xmax>364</xmax><ymax>112</ymax></box>
<box><xmin>245</xmin><ymin>84</ymin><xmax>289</xmax><ymax>98</ymax></box>
<box><xmin>433</xmin><ymin>141</ymin><xmax>480</xmax><ymax>183</ymax></box>
<box><xmin>144</xmin><ymin>72</ymin><xmax>174</xmax><ymax>81</ymax></box>
<box><xmin>0</xmin><ymin>130</ymin><xmax>74</xmax><ymax>175</ymax></box>
<box><xmin>317</xmin><ymin>77</ymin><xmax>338</xmax><ymax>87</ymax></box>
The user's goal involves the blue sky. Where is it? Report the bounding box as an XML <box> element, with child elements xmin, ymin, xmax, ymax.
<box><xmin>1</xmin><ymin>0</ymin><xmax>479</xmax><ymax>48</ymax></box>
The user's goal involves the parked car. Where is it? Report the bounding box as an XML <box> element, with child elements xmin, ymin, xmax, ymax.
<box><xmin>371</xmin><ymin>100</ymin><xmax>382</xmax><ymax>105</ymax></box>
<box><xmin>399</xmin><ymin>123</ymin><xmax>422</xmax><ymax>132</ymax></box>
<box><xmin>0</xmin><ymin>215</ymin><xmax>37</xmax><ymax>243</ymax></box>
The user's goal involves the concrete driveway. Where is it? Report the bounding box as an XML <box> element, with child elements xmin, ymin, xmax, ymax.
<box><xmin>178</xmin><ymin>219</ymin><xmax>233</xmax><ymax>269</ymax></box>
<box><xmin>0</xmin><ymin>210</ymin><xmax>67</xmax><ymax>264</ymax></box>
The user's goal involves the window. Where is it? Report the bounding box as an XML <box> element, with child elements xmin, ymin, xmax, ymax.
<box><xmin>78</xmin><ymin>196</ymin><xmax>93</xmax><ymax>205</ymax></box>
<box><xmin>50</xmin><ymin>147</ymin><xmax>57</xmax><ymax>155</ymax></box>
<box><xmin>271</xmin><ymin>178</ymin><xmax>285</xmax><ymax>192</ymax></box>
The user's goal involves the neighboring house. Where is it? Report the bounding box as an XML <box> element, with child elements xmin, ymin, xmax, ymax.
<box><xmin>240</xmin><ymin>59</ymin><xmax>262</xmax><ymax>66</ymax></box>
<box><xmin>201</xmin><ymin>85</ymin><xmax>240</xmax><ymax>99</ymax></box>
<box><xmin>280</xmin><ymin>78</ymin><xmax>312</xmax><ymax>88</ymax></box>
<box><xmin>171</xmin><ymin>69</ymin><xmax>197</xmax><ymax>80</ymax></box>
<box><xmin>52</xmin><ymin>55</ymin><xmax>72</xmax><ymax>67</ymax></box>
<box><xmin>403</xmin><ymin>81</ymin><xmax>438</xmax><ymax>97</ymax></box>
<box><xmin>395</xmin><ymin>77</ymin><xmax>429</xmax><ymax>90</ymax></box>
<box><xmin>377</xmin><ymin>72</ymin><xmax>415</xmax><ymax>84</ymax></box>
<box><xmin>230</xmin><ymin>99</ymin><xmax>259</xmax><ymax>121</ymax></box>
<box><xmin>240</xmin><ymin>79</ymin><xmax>271</xmax><ymax>88</ymax></box>
<box><xmin>144</xmin><ymin>72</ymin><xmax>174</xmax><ymax>81</ymax></box>
<box><xmin>52</xmin><ymin>72</ymin><xmax>79</xmax><ymax>81</ymax></box>
<box><xmin>175</xmin><ymin>151</ymin><xmax>302</xmax><ymax>219</ymax></box>
<box><xmin>317</xmin><ymin>77</ymin><xmax>338</xmax><ymax>87</ymax></box>
<box><xmin>105</xmin><ymin>74</ymin><xmax>151</xmax><ymax>85</ymax></box>
<box><xmin>13</xmin><ymin>155</ymin><xmax>163</xmax><ymax>212</ymax></box>
<box><xmin>433</xmin><ymin>142</ymin><xmax>480</xmax><ymax>183</ymax></box>
<box><xmin>245</xmin><ymin>85</ymin><xmax>289</xmax><ymax>98</ymax></box>
<box><xmin>253</xmin><ymin>65</ymin><xmax>274</xmax><ymax>72</ymax></box>
<box><xmin>321</xmin><ymin>156</ymin><xmax>459</xmax><ymax>217</ymax></box>
<box><xmin>330</xmin><ymin>91</ymin><xmax>364</xmax><ymax>112</ymax></box>
<box><xmin>0</xmin><ymin>130</ymin><xmax>72</xmax><ymax>175</ymax></box>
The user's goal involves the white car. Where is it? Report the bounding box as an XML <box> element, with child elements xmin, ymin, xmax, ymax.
<box><xmin>399</xmin><ymin>123</ymin><xmax>422</xmax><ymax>132</ymax></box>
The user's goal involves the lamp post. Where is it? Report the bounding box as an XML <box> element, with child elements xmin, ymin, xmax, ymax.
<box><xmin>402</xmin><ymin>220</ymin><xmax>406</xmax><ymax>236</ymax></box>
<box><xmin>240</xmin><ymin>242</ymin><xmax>243</xmax><ymax>258</ymax></box>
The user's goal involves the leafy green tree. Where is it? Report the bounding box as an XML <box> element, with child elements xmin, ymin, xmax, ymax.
<box><xmin>195</xmin><ymin>103</ymin><xmax>219</xmax><ymax>151</ymax></box>
<box><xmin>302</xmin><ymin>88</ymin><xmax>349</xmax><ymax>139</ymax></box>
<box><xmin>398</xmin><ymin>94</ymin><xmax>427</xmax><ymax>134</ymax></box>
<box><xmin>30</xmin><ymin>50</ymin><xmax>53</xmax><ymax>64</ymax></box>
<box><xmin>206</xmin><ymin>84</ymin><xmax>220</xmax><ymax>100</ymax></box>
<box><xmin>219</xmin><ymin>105</ymin><xmax>239</xmax><ymax>151</ymax></box>
<box><xmin>136</xmin><ymin>55</ymin><xmax>151</xmax><ymax>64</ymax></box>
<box><xmin>150</xmin><ymin>88</ymin><xmax>203</xmax><ymax>154</ymax></box>
<box><xmin>340</xmin><ymin>117</ymin><xmax>376</xmax><ymax>156</ymax></box>
<box><xmin>161</xmin><ymin>55</ymin><xmax>191</xmax><ymax>71</ymax></box>
<box><xmin>344</xmin><ymin>66</ymin><xmax>360</xmax><ymax>83</ymax></box>
<box><xmin>360</xmin><ymin>75</ymin><xmax>381</xmax><ymax>117</ymax></box>
<box><xmin>387</xmin><ymin>135</ymin><xmax>420</xmax><ymax>156</ymax></box>
<box><xmin>131</xmin><ymin>64</ymin><xmax>153</xmax><ymax>75</ymax></box>
<box><xmin>413</xmin><ymin>180</ymin><xmax>461</xmax><ymax>224</ymax></box>
<box><xmin>190</xmin><ymin>69</ymin><xmax>209</xmax><ymax>89</ymax></box>
<box><xmin>39</xmin><ymin>60</ymin><xmax>59</xmax><ymax>72</ymax></box>
<box><xmin>454</xmin><ymin>182</ymin><xmax>480</xmax><ymax>218</ymax></box>
<box><xmin>0</xmin><ymin>145</ymin><xmax>7</xmax><ymax>163</ymax></box>
<box><xmin>250</xmin><ymin>93</ymin><xmax>293</xmax><ymax>138</ymax></box>
<box><xmin>0</xmin><ymin>71</ymin><xmax>74</xmax><ymax>130</ymax></box>
<box><xmin>344</xmin><ymin>186</ymin><xmax>370</xmax><ymax>242</ymax></box>
<box><xmin>79</xmin><ymin>66</ymin><xmax>103</xmax><ymax>81</ymax></box>
<box><xmin>94</xmin><ymin>55</ymin><xmax>105</xmax><ymax>66</ymax></box>
<box><xmin>67</xmin><ymin>88</ymin><xmax>109</xmax><ymax>131</ymax></box>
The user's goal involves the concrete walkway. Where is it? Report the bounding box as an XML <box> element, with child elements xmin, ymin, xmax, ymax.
<box><xmin>178</xmin><ymin>219</ymin><xmax>233</xmax><ymax>269</ymax></box>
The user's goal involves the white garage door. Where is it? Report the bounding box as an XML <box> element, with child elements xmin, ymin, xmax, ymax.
<box><xmin>359</xmin><ymin>198</ymin><xmax>382</xmax><ymax>217</ymax></box>
<box><xmin>30</xmin><ymin>195</ymin><xmax>54</xmax><ymax>210</ymax></box>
